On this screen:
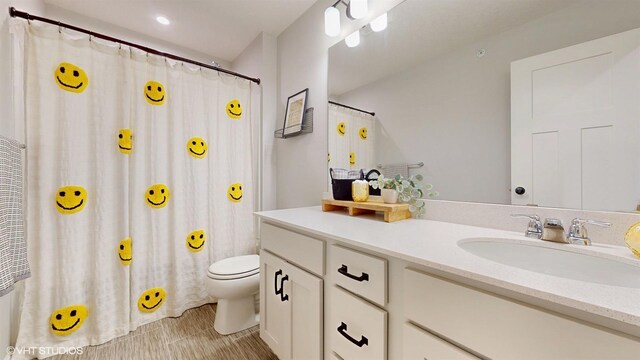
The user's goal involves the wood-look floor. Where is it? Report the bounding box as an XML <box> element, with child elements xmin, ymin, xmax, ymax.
<box><xmin>50</xmin><ymin>304</ymin><xmax>277</xmax><ymax>360</ymax></box>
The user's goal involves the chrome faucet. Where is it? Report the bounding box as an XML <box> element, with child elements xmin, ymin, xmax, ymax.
<box><xmin>566</xmin><ymin>218</ymin><xmax>611</xmax><ymax>246</ymax></box>
<box><xmin>511</xmin><ymin>215</ymin><xmax>611</xmax><ymax>246</ymax></box>
<box><xmin>511</xmin><ymin>214</ymin><xmax>543</xmax><ymax>239</ymax></box>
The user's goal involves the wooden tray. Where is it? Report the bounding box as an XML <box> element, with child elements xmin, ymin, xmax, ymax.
<box><xmin>321</xmin><ymin>199</ymin><xmax>411</xmax><ymax>223</ymax></box>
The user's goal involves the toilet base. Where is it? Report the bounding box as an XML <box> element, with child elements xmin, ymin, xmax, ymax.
<box><xmin>214</xmin><ymin>295</ymin><xmax>259</xmax><ymax>335</ymax></box>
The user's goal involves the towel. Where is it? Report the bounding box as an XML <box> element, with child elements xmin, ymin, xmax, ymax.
<box><xmin>0</xmin><ymin>135</ymin><xmax>29</xmax><ymax>297</ymax></box>
<box><xmin>380</xmin><ymin>163</ymin><xmax>409</xmax><ymax>179</ymax></box>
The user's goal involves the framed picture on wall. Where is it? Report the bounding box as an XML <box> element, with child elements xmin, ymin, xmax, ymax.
<box><xmin>283</xmin><ymin>88</ymin><xmax>309</xmax><ymax>136</ymax></box>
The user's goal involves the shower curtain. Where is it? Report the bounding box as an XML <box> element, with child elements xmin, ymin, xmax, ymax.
<box><xmin>328</xmin><ymin>103</ymin><xmax>376</xmax><ymax>183</ymax></box>
<box><xmin>11</xmin><ymin>20</ymin><xmax>256</xmax><ymax>357</ymax></box>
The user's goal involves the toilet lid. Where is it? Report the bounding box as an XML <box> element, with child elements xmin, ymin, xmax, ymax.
<box><xmin>207</xmin><ymin>255</ymin><xmax>259</xmax><ymax>280</ymax></box>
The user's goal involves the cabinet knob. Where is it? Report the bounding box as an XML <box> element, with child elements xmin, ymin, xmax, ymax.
<box><xmin>515</xmin><ymin>187</ymin><xmax>526</xmax><ymax>195</ymax></box>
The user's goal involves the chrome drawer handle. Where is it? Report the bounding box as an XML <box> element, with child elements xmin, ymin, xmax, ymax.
<box><xmin>337</xmin><ymin>322</ymin><xmax>368</xmax><ymax>348</ymax></box>
<box><xmin>338</xmin><ymin>264</ymin><xmax>369</xmax><ymax>282</ymax></box>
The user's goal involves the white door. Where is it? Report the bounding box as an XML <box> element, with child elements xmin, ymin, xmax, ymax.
<box><xmin>260</xmin><ymin>251</ymin><xmax>292</xmax><ymax>359</ymax></box>
<box><xmin>511</xmin><ymin>28</ymin><xmax>640</xmax><ymax>211</ymax></box>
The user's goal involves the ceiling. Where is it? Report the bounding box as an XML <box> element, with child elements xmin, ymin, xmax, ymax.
<box><xmin>44</xmin><ymin>0</ymin><xmax>317</xmax><ymax>62</ymax></box>
<box><xmin>329</xmin><ymin>0</ymin><xmax>579</xmax><ymax>96</ymax></box>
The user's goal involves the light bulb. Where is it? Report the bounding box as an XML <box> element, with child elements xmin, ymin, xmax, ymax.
<box><xmin>349</xmin><ymin>0</ymin><xmax>368</xmax><ymax>19</ymax></box>
<box><xmin>345</xmin><ymin>30</ymin><xmax>360</xmax><ymax>48</ymax></box>
<box><xmin>370</xmin><ymin>13</ymin><xmax>387</xmax><ymax>32</ymax></box>
<box><xmin>156</xmin><ymin>16</ymin><xmax>170</xmax><ymax>25</ymax></box>
<box><xmin>324</xmin><ymin>6</ymin><xmax>341</xmax><ymax>37</ymax></box>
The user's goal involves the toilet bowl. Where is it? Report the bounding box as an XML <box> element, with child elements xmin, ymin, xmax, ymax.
<box><xmin>206</xmin><ymin>254</ymin><xmax>260</xmax><ymax>335</ymax></box>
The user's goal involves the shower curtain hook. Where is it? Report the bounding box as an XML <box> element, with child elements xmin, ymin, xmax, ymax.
<box><xmin>57</xmin><ymin>21</ymin><xmax>61</xmax><ymax>34</ymax></box>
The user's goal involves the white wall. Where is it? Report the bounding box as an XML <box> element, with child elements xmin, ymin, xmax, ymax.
<box><xmin>335</xmin><ymin>0</ymin><xmax>640</xmax><ymax>205</ymax></box>
<box><xmin>0</xmin><ymin>1</ymin><xmax>46</xmax><ymax>357</ymax></box>
<box><xmin>275</xmin><ymin>0</ymin><xmax>403</xmax><ymax>209</ymax></box>
<box><xmin>232</xmin><ymin>33</ymin><xmax>278</xmax><ymax>212</ymax></box>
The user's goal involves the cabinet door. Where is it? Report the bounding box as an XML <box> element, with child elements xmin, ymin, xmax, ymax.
<box><xmin>260</xmin><ymin>251</ymin><xmax>292</xmax><ymax>360</ymax></box>
<box><xmin>284</xmin><ymin>259</ymin><xmax>324</xmax><ymax>360</ymax></box>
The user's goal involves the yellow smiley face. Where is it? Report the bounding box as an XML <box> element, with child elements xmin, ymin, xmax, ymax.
<box><xmin>186</xmin><ymin>229</ymin><xmax>206</xmax><ymax>253</ymax></box>
<box><xmin>359</xmin><ymin>127</ymin><xmax>367</xmax><ymax>140</ymax></box>
<box><xmin>50</xmin><ymin>305</ymin><xmax>88</xmax><ymax>336</ymax></box>
<box><xmin>186</xmin><ymin>137</ymin><xmax>207</xmax><ymax>159</ymax></box>
<box><xmin>337</xmin><ymin>122</ymin><xmax>346</xmax><ymax>136</ymax></box>
<box><xmin>349</xmin><ymin>152</ymin><xmax>356</xmax><ymax>165</ymax></box>
<box><xmin>227</xmin><ymin>183</ymin><xmax>243</xmax><ymax>202</ymax></box>
<box><xmin>137</xmin><ymin>288</ymin><xmax>166</xmax><ymax>313</ymax></box>
<box><xmin>55</xmin><ymin>186</ymin><xmax>87</xmax><ymax>215</ymax></box>
<box><xmin>118</xmin><ymin>238</ymin><xmax>132</xmax><ymax>265</ymax></box>
<box><xmin>226</xmin><ymin>99</ymin><xmax>242</xmax><ymax>119</ymax></box>
<box><xmin>145</xmin><ymin>184</ymin><xmax>170</xmax><ymax>209</ymax></box>
<box><xmin>54</xmin><ymin>62</ymin><xmax>88</xmax><ymax>93</ymax></box>
<box><xmin>144</xmin><ymin>80</ymin><xmax>166</xmax><ymax>105</ymax></box>
<box><xmin>118</xmin><ymin>129</ymin><xmax>133</xmax><ymax>154</ymax></box>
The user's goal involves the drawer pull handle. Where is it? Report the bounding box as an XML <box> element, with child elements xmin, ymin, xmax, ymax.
<box><xmin>337</xmin><ymin>322</ymin><xmax>368</xmax><ymax>348</ymax></box>
<box><xmin>280</xmin><ymin>275</ymin><xmax>289</xmax><ymax>302</ymax></box>
<box><xmin>338</xmin><ymin>264</ymin><xmax>369</xmax><ymax>282</ymax></box>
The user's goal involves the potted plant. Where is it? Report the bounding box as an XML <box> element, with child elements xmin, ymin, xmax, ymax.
<box><xmin>368</xmin><ymin>174</ymin><xmax>438</xmax><ymax>217</ymax></box>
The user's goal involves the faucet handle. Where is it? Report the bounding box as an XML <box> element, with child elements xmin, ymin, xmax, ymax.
<box><xmin>567</xmin><ymin>218</ymin><xmax>612</xmax><ymax>245</ymax></box>
<box><xmin>511</xmin><ymin>214</ymin><xmax>542</xmax><ymax>239</ymax></box>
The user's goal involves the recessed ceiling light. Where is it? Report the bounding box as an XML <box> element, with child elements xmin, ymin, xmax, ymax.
<box><xmin>156</xmin><ymin>16</ymin><xmax>170</xmax><ymax>25</ymax></box>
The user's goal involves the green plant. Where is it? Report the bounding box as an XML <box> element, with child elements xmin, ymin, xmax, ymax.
<box><xmin>369</xmin><ymin>174</ymin><xmax>438</xmax><ymax>217</ymax></box>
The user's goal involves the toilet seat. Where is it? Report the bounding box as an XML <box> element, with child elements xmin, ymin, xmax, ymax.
<box><xmin>208</xmin><ymin>254</ymin><xmax>259</xmax><ymax>280</ymax></box>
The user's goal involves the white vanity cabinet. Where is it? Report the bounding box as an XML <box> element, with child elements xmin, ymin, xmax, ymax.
<box><xmin>260</xmin><ymin>224</ymin><xmax>324</xmax><ymax>360</ymax></box>
<box><xmin>258</xmin><ymin>219</ymin><xmax>640</xmax><ymax>360</ymax></box>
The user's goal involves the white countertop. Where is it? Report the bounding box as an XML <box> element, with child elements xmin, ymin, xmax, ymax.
<box><xmin>256</xmin><ymin>206</ymin><xmax>640</xmax><ymax>337</ymax></box>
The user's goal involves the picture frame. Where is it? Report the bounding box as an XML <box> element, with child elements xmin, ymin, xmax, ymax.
<box><xmin>282</xmin><ymin>88</ymin><xmax>309</xmax><ymax>136</ymax></box>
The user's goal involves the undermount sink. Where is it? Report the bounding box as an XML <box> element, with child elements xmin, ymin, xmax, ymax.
<box><xmin>458</xmin><ymin>238</ymin><xmax>640</xmax><ymax>288</ymax></box>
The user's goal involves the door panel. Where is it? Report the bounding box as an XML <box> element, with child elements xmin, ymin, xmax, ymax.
<box><xmin>260</xmin><ymin>251</ymin><xmax>292</xmax><ymax>360</ymax></box>
<box><xmin>511</xmin><ymin>28</ymin><xmax>640</xmax><ymax>211</ymax></box>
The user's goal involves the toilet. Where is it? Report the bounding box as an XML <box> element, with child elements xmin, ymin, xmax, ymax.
<box><xmin>207</xmin><ymin>254</ymin><xmax>260</xmax><ymax>335</ymax></box>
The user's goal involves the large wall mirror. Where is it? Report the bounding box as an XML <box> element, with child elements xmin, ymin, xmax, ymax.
<box><xmin>327</xmin><ymin>0</ymin><xmax>640</xmax><ymax>213</ymax></box>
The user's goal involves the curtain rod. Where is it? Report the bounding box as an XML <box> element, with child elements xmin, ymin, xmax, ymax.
<box><xmin>329</xmin><ymin>101</ymin><xmax>375</xmax><ymax>116</ymax></box>
<box><xmin>8</xmin><ymin>7</ymin><xmax>261</xmax><ymax>85</ymax></box>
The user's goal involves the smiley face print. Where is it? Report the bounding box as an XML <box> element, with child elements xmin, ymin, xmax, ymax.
<box><xmin>226</xmin><ymin>99</ymin><xmax>242</xmax><ymax>119</ymax></box>
<box><xmin>50</xmin><ymin>305</ymin><xmax>88</xmax><ymax>336</ymax></box>
<box><xmin>186</xmin><ymin>137</ymin><xmax>207</xmax><ymax>159</ymax></box>
<box><xmin>137</xmin><ymin>288</ymin><xmax>166</xmax><ymax>313</ymax></box>
<box><xmin>227</xmin><ymin>183</ymin><xmax>243</xmax><ymax>202</ymax></box>
<box><xmin>118</xmin><ymin>129</ymin><xmax>133</xmax><ymax>154</ymax></box>
<box><xmin>145</xmin><ymin>184</ymin><xmax>170</xmax><ymax>209</ymax></box>
<box><xmin>55</xmin><ymin>186</ymin><xmax>87</xmax><ymax>215</ymax></box>
<box><xmin>144</xmin><ymin>81</ymin><xmax>166</xmax><ymax>105</ymax></box>
<box><xmin>359</xmin><ymin>127</ymin><xmax>367</xmax><ymax>140</ymax></box>
<box><xmin>337</xmin><ymin>122</ymin><xmax>346</xmax><ymax>136</ymax></box>
<box><xmin>54</xmin><ymin>63</ymin><xmax>88</xmax><ymax>93</ymax></box>
<box><xmin>186</xmin><ymin>230</ymin><xmax>206</xmax><ymax>253</ymax></box>
<box><xmin>118</xmin><ymin>238</ymin><xmax>132</xmax><ymax>266</ymax></box>
<box><xmin>349</xmin><ymin>152</ymin><xmax>356</xmax><ymax>166</ymax></box>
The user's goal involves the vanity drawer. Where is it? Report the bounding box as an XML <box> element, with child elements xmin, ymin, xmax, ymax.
<box><xmin>330</xmin><ymin>245</ymin><xmax>387</xmax><ymax>306</ymax></box>
<box><xmin>404</xmin><ymin>268</ymin><xmax>640</xmax><ymax>359</ymax></box>
<box><xmin>403</xmin><ymin>322</ymin><xmax>478</xmax><ymax>359</ymax></box>
<box><xmin>260</xmin><ymin>222</ymin><xmax>324</xmax><ymax>276</ymax></box>
<box><xmin>330</xmin><ymin>287</ymin><xmax>387</xmax><ymax>360</ymax></box>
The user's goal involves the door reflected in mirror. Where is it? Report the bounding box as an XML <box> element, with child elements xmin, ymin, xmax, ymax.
<box><xmin>327</xmin><ymin>0</ymin><xmax>640</xmax><ymax>213</ymax></box>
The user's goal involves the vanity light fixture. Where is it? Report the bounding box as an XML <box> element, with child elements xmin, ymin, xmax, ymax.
<box><xmin>345</xmin><ymin>30</ymin><xmax>360</xmax><ymax>48</ymax></box>
<box><xmin>349</xmin><ymin>0</ymin><xmax>368</xmax><ymax>19</ymax></box>
<box><xmin>156</xmin><ymin>15</ymin><xmax>170</xmax><ymax>25</ymax></box>
<box><xmin>370</xmin><ymin>12</ymin><xmax>387</xmax><ymax>32</ymax></box>
<box><xmin>325</xmin><ymin>6</ymin><xmax>341</xmax><ymax>37</ymax></box>
<box><xmin>324</xmin><ymin>0</ymin><xmax>369</xmax><ymax>37</ymax></box>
